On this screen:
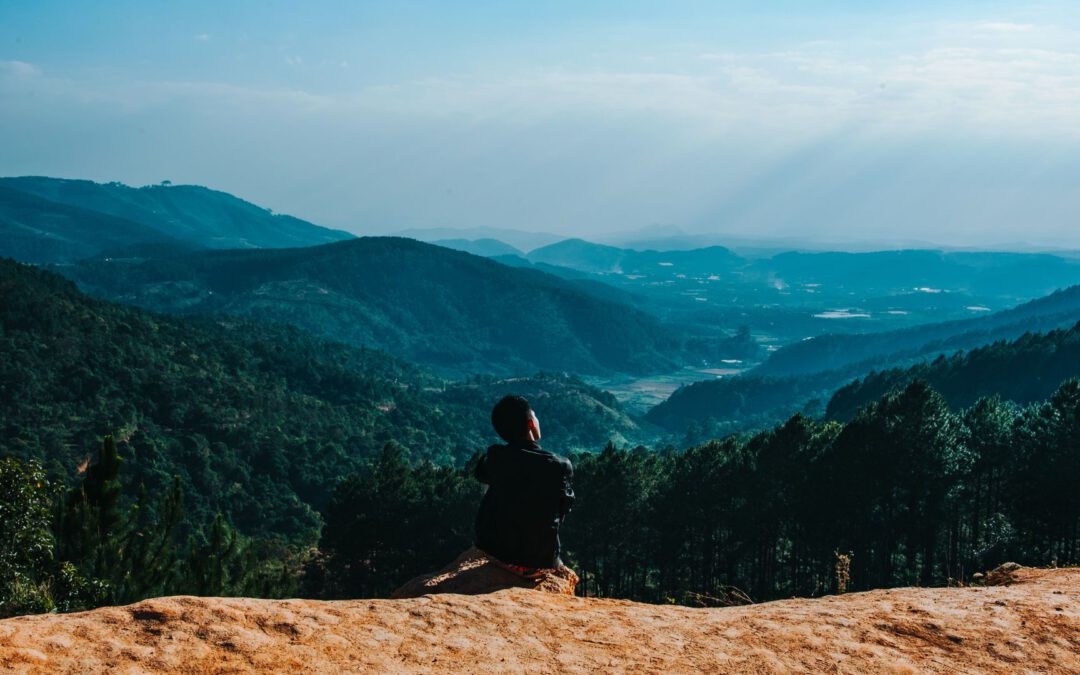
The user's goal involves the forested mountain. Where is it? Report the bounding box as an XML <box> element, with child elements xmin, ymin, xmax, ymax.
<box><xmin>647</xmin><ymin>285</ymin><xmax>1080</xmax><ymax>435</ymax></box>
<box><xmin>396</xmin><ymin>226</ymin><xmax>562</xmax><ymax>252</ymax></box>
<box><xmin>826</xmin><ymin>322</ymin><xmax>1080</xmax><ymax>421</ymax></box>
<box><xmin>0</xmin><ymin>177</ymin><xmax>353</xmax><ymax>251</ymax></box>
<box><xmin>644</xmin><ymin>373</ymin><xmax>829</xmax><ymax>436</ymax></box>
<box><xmin>756</xmin><ymin>284</ymin><xmax>1080</xmax><ymax>377</ymax></box>
<box><xmin>528</xmin><ymin>238</ymin><xmax>744</xmax><ymax>275</ymax></box>
<box><xmin>432</xmin><ymin>238</ymin><xmax>524</xmax><ymax>258</ymax></box>
<box><xmin>0</xmin><ymin>186</ymin><xmax>178</xmax><ymax>264</ymax></box>
<box><xmin>0</xmin><ymin>259</ymin><xmax>650</xmax><ymax>544</ymax></box>
<box><xmin>64</xmin><ymin>237</ymin><xmax>681</xmax><ymax>375</ymax></box>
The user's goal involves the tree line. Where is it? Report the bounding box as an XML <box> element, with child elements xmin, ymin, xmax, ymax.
<box><xmin>311</xmin><ymin>377</ymin><xmax>1080</xmax><ymax>603</ymax></box>
<box><xmin>0</xmin><ymin>436</ymin><xmax>294</xmax><ymax>618</ymax></box>
<box><xmin>4</xmin><ymin>377</ymin><xmax>1078</xmax><ymax>616</ymax></box>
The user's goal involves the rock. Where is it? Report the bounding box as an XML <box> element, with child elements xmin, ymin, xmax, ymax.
<box><xmin>1</xmin><ymin>566</ymin><xmax>1077</xmax><ymax>673</ymax></box>
<box><xmin>986</xmin><ymin>562</ymin><xmax>1024</xmax><ymax>586</ymax></box>
<box><xmin>391</xmin><ymin>547</ymin><xmax>579</xmax><ymax>598</ymax></box>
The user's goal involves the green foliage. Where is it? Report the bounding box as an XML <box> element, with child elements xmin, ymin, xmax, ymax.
<box><xmin>181</xmin><ymin>513</ymin><xmax>295</xmax><ymax>598</ymax></box>
<box><xmin>53</xmin><ymin>436</ymin><xmax>184</xmax><ymax>607</ymax></box>
<box><xmin>0</xmin><ymin>454</ymin><xmax>114</xmax><ymax>617</ymax></box>
<box><xmin>314</xmin><ymin>378</ymin><xmax>1080</xmax><ymax>605</ymax></box>
<box><xmin>306</xmin><ymin>442</ymin><xmax>482</xmax><ymax>599</ymax></box>
<box><xmin>647</xmin><ymin>373</ymin><xmax>832</xmax><ymax>434</ymax></box>
<box><xmin>594</xmin><ymin>378</ymin><xmax>1078</xmax><ymax>602</ymax></box>
<box><xmin>827</xmin><ymin>322</ymin><xmax>1080</xmax><ymax>420</ymax></box>
<box><xmin>0</xmin><ymin>457</ymin><xmax>57</xmax><ymax>616</ymax></box>
<box><xmin>1</xmin><ymin>436</ymin><xmax>298</xmax><ymax>617</ymax></box>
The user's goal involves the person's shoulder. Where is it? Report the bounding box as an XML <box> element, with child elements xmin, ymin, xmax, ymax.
<box><xmin>532</xmin><ymin>444</ymin><xmax>572</xmax><ymax>470</ymax></box>
<box><xmin>555</xmin><ymin>452</ymin><xmax>573</xmax><ymax>472</ymax></box>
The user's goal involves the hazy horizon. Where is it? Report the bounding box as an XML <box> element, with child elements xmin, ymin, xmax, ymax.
<box><xmin>3</xmin><ymin>2</ymin><xmax>1080</xmax><ymax>248</ymax></box>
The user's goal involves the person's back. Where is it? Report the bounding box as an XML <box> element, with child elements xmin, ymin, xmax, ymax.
<box><xmin>474</xmin><ymin>396</ymin><xmax>574</xmax><ymax>571</ymax></box>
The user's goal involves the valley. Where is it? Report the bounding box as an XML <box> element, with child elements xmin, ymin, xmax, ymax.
<box><xmin>3</xmin><ymin>175</ymin><xmax>1080</xmax><ymax>625</ymax></box>
<box><xmin>6</xmin><ymin>5</ymin><xmax>1080</xmax><ymax>671</ymax></box>
<box><xmin>7</xmin><ymin>176</ymin><xmax>1080</xmax><ymax>442</ymax></box>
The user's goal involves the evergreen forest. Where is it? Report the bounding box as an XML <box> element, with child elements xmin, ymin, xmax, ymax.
<box><xmin>3</xmin><ymin>178</ymin><xmax>1080</xmax><ymax>620</ymax></box>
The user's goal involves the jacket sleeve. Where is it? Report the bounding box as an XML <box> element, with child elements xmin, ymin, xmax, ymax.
<box><xmin>475</xmin><ymin>451</ymin><xmax>491</xmax><ymax>485</ymax></box>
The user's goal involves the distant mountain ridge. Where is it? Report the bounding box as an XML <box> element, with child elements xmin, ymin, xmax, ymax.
<box><xmin>0</xmin><ymin>176</ymin><xmax>353</xmax><ymax>253</ymax></box>
<box><xmin>396</xmin><ymin>226</ymin><xmax>562</xmax><ymax>252</ymax></box>
<box><xmin>0</xmin><ymin>186</ymin><xmax>178</xmax><ymax>264</ymax></box>
<box><xmin>753</xmin><ymin>249</ymin><xmax>1080</xmax><ymax>298</ymax></box>
<box><xmin>432</xmin><ymin>238</ymin><xmax>524</xmax><ymax>258</ymax></box>
<box><xmin>64</xmin><ymin>237</ymin><xmax>682</xmax><ymax>376</ymax></box>
<box><xmin>527</xmin><ymin>238</ymin><xmax>744</xmax><ymax>275</ymax></box>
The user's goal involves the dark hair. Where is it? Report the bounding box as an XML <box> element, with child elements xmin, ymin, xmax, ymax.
<box><xmin>491</xmin><ymin>395</ymin><xmax>532</xmax><ymax>442</ymax></box>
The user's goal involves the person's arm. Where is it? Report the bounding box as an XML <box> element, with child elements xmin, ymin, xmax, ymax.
<box><xmin>475</xmin><ymin>449</ymin><xmax>492</xmax><ymax>485</ymax></box>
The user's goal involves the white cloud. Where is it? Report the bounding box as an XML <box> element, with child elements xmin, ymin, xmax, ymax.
<box><xmin>3</xmin><ymin>12</ymin><xmax>1080</xmax><ymax>244</ymax></box>
<box><xmin>193</xmin><ymin>33</ymin><xmax>211</xmax><ymax>42</ymax></box>
<box><xmin>974</xmin><ymin>21</ymin><xmax>1035</xmax><ymax>33</ymax></box>
<box><xmin>0</xmin><ymin>60</ymin><xmax>40</xmax><ymax>78</ymax></box>
<box><xmin>6</xmin><ymin>19</ymin><xmax>1080</xmax><ymax>142</ymax></box>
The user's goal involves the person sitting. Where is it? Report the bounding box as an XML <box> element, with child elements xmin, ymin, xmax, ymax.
<box><xmin>474</xmin><ymin>395</ymin><xmax>575</xmax><ymax>577</ymax></box>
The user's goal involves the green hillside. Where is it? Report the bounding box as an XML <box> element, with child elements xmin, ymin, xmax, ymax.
<box><xmin>0</xmin><ymin>176</ymin><xmax>353</xmax><ymax>250</ymax></box>
<box><xmin>0</xmin><ymin>259</ymin><xmax>649</xmax><ymax>543</ymax></box>
<box><xmin>0</xmin><ymin>186</ymin><xmax>177</xmax><ymax>264</ymax></box>
<box><xmin>644</xmin><ymin>373</ymin><xmax>828</xmax><ymax>436</ymax></box>
<box><xmin>826</xmin><ymin>321</ymin><xmax>1080</xmax><ymax>421</ymax></box>
<box><xmin>646</xmin><ymin>285</ymin><xmax>1080</xmax><ymax>436</ymax></box>
<box><xmin>65</xmin><ymin>237</ymin><xmax>682</xmax><ymax>376</ymax></box>
<box><xmin>757</xmin><ymin>284</ymin><xmax>1080</xmax><ymax>378</ymax></box>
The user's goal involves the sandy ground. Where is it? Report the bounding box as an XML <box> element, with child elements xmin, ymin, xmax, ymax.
<box><xmin>0</xmin><ymin>566</ymin><xmax>1077</xmax><ymax>674</ymax></box>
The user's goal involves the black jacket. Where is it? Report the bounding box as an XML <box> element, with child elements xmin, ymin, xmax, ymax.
<box><xmin>474</xmin><ymin>440</ymin><xmax>574</xmax><ymax>569</ymax></box>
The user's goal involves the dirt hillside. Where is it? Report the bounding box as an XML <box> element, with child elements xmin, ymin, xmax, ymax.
<box><xmin>1</xmin><ymin>566</ymin><xmax>1077</xmax><ymax>674</ymax></box>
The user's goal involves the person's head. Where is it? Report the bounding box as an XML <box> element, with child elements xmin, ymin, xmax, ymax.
<box><xmin>491</xmin><ymin>395</ymin><xmax>541</xmax><ymax>443</ymax></box>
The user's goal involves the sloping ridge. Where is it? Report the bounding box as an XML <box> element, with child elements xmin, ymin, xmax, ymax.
<box><xmin>2</xmin><ymin>567</ymin><xmax>1077</xmax><ymax>673</ymax></box>
<box><xmin>0</xmin><ymin>185</ymin><xmax>178</xmax><ymax>264</ymax></box>
<box><xmin>756</xmin><ymin>284</ymin><xmax>1080</xmax><ymax>378</ymax></box>
<box><xmin>0</xmin><ymin>176</ymin><xmax>353</xmax><ymax>250</ymax></box>
<box><xmin>64</xmin><ymin>237</ymin><xmax>680</xmax><ymax>375</ymax></box>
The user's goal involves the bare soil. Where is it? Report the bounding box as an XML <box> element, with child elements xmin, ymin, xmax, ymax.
<box><xmin>1</xmin><ymin>566</ymin><xmax>1077</xmax><ymax>674</ymax></box>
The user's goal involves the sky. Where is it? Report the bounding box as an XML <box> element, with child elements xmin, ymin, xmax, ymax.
<box><xmin>2</xmin><ymin>1</ymin><xmax>1079</xmax><ymax>248</ymax></box>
